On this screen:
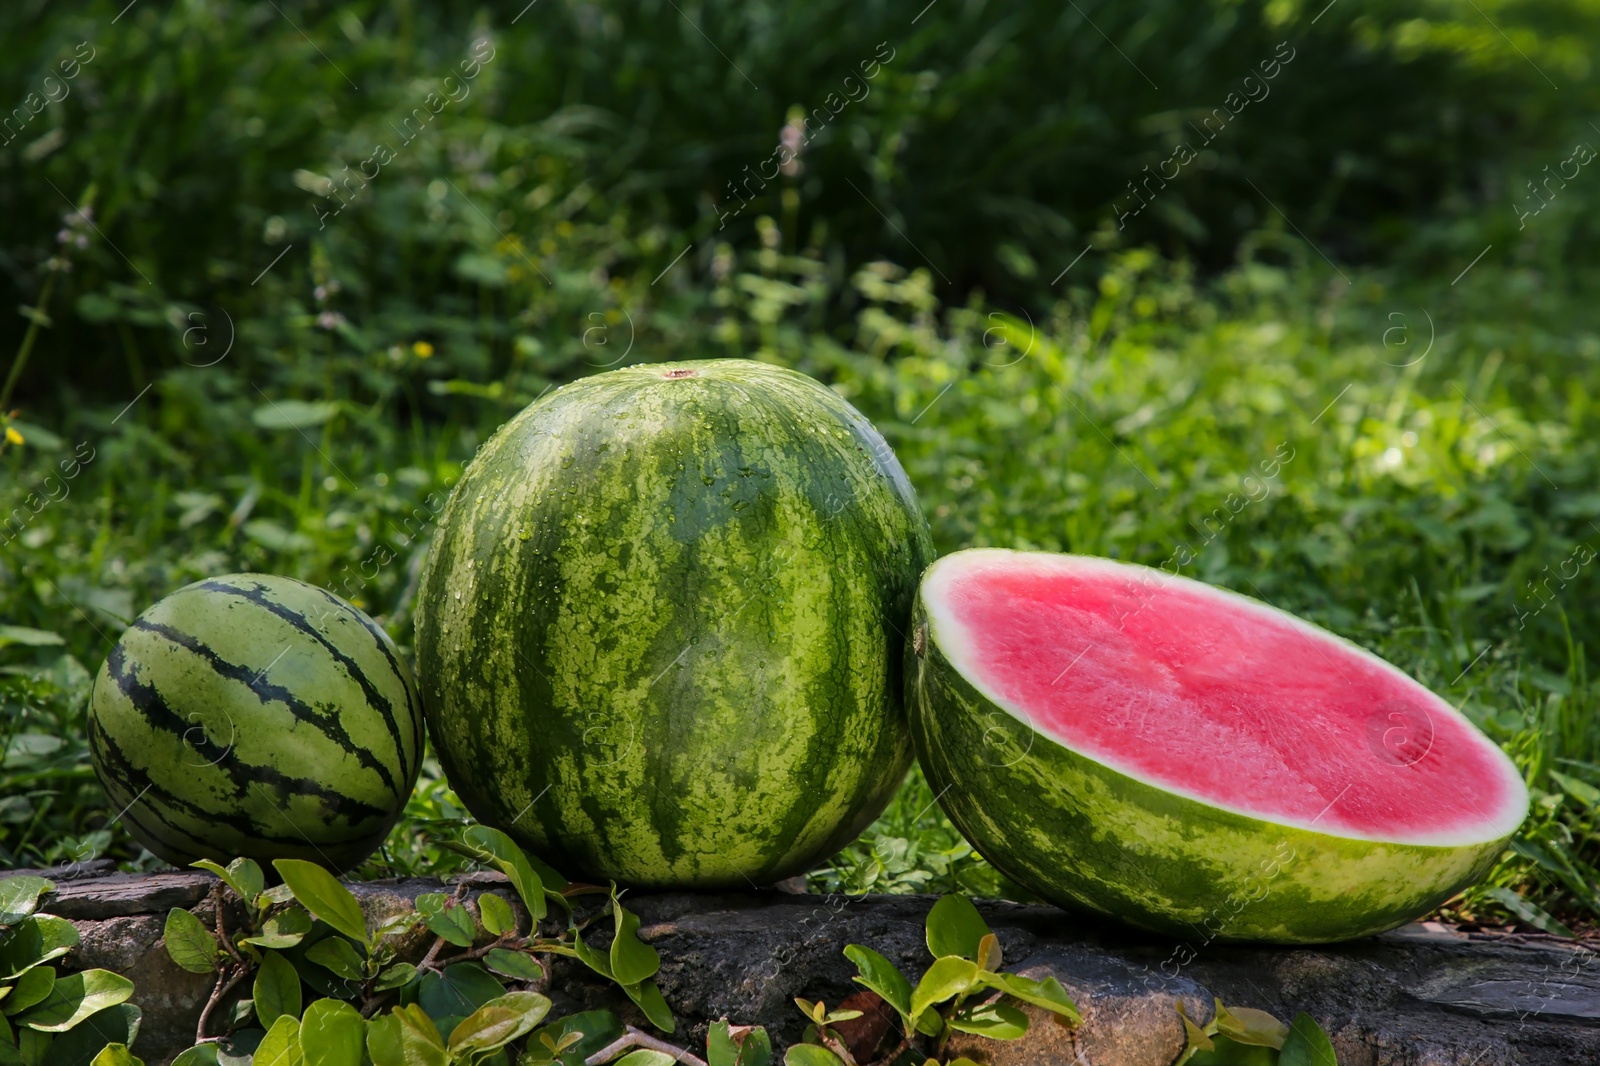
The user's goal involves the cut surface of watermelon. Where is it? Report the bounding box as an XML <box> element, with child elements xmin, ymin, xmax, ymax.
<box><xmin>922</xmin><ymin>550</ymin><xmax>1526</xmax><ymax>848</ymax></box>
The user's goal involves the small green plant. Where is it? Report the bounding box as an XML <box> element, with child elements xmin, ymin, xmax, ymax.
<box><xmin>0</xmin><ymin>874</ymin><xmax>140</xmax><ymax>1060</ymax></box>
<box><xmin>163</xmin><ymin>826</ymin><xmax>679</xmax><ymax>1060</ymax></box>
<box><xmin>786</xmin><ymin>895</ymin><xmax>1079</xmax><ymax>1066</ymax></box>
<box><xmin>1175</xmin><ymin>999</ymin><xmax>1338</xmax><ymax>1065</ymax></box>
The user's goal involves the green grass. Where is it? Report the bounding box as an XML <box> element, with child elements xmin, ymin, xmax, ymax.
<box><xmin>7</xmin><ymin>231</ymin><xmax>1600</xmax><ymax>931</ymax></box>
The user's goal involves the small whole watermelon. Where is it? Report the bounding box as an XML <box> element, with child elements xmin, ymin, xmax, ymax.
<box><xmin>416</xmin><ymin>359</ymin><xmax>934</xmax><ymax>887</ymax></box>
<box><xmin>89</xmin><ymin>574</ymin><xmax>423</xmax><ymax>870</ymax></box>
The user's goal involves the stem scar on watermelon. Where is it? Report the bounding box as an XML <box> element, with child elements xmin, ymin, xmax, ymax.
<box><xmin>907</xmin><ymin>548</ymin><xmax>1529</xmax><ymax>944</ymax></box>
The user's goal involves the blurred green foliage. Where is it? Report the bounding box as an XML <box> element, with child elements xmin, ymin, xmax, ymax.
<box><xmin>3</xmin><ymin>0</ymin><xmax>1600</xmax><ymax>933</ymax></box>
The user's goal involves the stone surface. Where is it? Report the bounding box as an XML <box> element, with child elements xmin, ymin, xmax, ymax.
<box><xmin>24</xmin><ymin>868</ymin><xmax>1600</xmax><ymax>1065</ymax></box>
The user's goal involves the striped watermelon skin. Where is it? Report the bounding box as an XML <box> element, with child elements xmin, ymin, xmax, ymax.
<box><xmin>906</xmin><ymin>574</ymin><xmax>1514</xmax><ymax>945</ymax></box>
<box><xmin>89</xmin><ymin>574</ymin><xmax>423</xmax><ymax>871</ymax></box>
<box><xmin>415</xmin><ymin>359</ymin><xmax>933</xmax><ymax>887</ymax></box>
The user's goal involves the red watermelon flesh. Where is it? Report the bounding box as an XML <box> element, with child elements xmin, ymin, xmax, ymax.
<box><xmin>923</xmin><ymin>551</ymin><xmax>1526</xmax><ymax>846</ymax></box>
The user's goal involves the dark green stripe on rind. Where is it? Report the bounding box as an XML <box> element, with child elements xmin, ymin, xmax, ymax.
<box><xmin>87</xmin><ymin>573</ymin><xmax>422</xmax><ymax>871</ymax></box>
<box><xmin>905</xmin><ymin>591</ymin><xmax>1514</xmax><ymax>945</ymax></box>
<box><xmin>130</xmin><ymin>617</ymin><xmax>400</xmax><ymax>794</ymax></box>
<box><xmin>194</xmin><ymin>577</ymin><xmax>416</xmax><ymax>782</ymax></box>
<box><xmin>306</xmin><ymin>584</ymin><xmax>427</xmax><ymax>774</ymax></box>
<box><xmin>415</xmin><ymin>360</ymin><xmax>933</xmax><ymax>887</ymax></box>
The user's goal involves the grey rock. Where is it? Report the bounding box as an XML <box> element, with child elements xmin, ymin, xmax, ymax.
<box><xmin>37</xmin><ymin>873</ymin><xmax>1600</xmax><ymax>1065</ymax></box>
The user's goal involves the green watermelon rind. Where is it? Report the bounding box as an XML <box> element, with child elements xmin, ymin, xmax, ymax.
<box><xmin>906</xmin><ymin>555</ymin><xmax>1523</xmax><ymax>945</ymax></box>
<box><xmin>88</xmin><ymin>574</ymin><xmax>424</xmax><ymax>872</ymax></box>
<box><xmin>415</xmin><ymin>359</ymin><xmax>934</xmax><ymax>888</ymax></box>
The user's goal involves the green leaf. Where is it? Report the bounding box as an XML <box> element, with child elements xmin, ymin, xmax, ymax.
<box><xmin>37</xmin><ymin>1003</ymin><xmax>142</xmax><ymax>1063</ymax></box>
<box><xmin>272</xmin><ymin>862</ymin><xmax>368</xmax><ymax>947</ymax></box>
<box><xmin>252</xmin><ymin>400</ymin><xmax>340</xmax><ymax>431</ymax></box>
<box><xmin>613</xmin><ymin>1052</ymin><xmax>674</xmax><ymax>1066</ymax></box>
<box><xmin>254</xmin><ymin>1015</ymin><xmax>304</xmax><ymax>1066</ymax></box>
<box><xmin>842</xmin><ymin>945</ymin><xmax>912</xmax><ymax>1020</ymax></box>
<box><xmin>417</xmin><ymin>963</ymin><xmax>505</xmax><ymax>1028</ymax></box>
<box><xmin>979</xmin><ymin>972</ymin><xmax>1081</xmax><ymax>1023</ymax></box>
<box><xmin>461</xmin><ymin>826</ymin><xmax>547</xmax><ymax>921</ymax></box>
<box><xmin>305</xmin><ymin>938</ymin><xmax>365</xmax><ymax>983</ymax></box>
<box><xmin>365</xmin><ymin>1013</ymin><xmax>402</xmax><ymax>1066</ymax></box>
<box><xmin>783</xmin><ymin>1045</ymin><xmax>843</xmax><ymax>1066</ymax></box>
<box><xmin>365</xmin><ymin>1013</ymin><xmax>413</xmax><ymax>1066</ymax></box>
<box><xmin>571</xmin><ymin>928</ymin><xmax>612</xmax><ymax>980</ymax></box>
<box><xmin>192</xmin><ymin>859</ymin><xmax>266</xmax><ymax>910</ymax></box>
<box><xmin>89</xmin><ymin>1044</ymin><xmax>142</xmax><ymax>1066</ymax></box>
<box><xmin>1213</xmin><ymin>1002</ymin><xmax>1289</xmax><ymax>1049</ymax></box>
<box><xmin>478</xmin><ymin>893</ymin><xmax>515</xmax><ymax>937</ymax></box>
<box><xmin>374</xmin><ymin>963</ymin><xmax>417</xmax><ymax>992</ymax></box>
<box><xmin>1485</xmin><ymin>887</ymin><xmax>1577</xmax><ymax>937</ymax></box>
<box><xmin>447</xmin><ymin>991</ymin><xmax>551</xmax><ymax>1053</ymax></box>
<box><xmin>1278</xmin><ymin>1013</ymin><xmax>1338</xmax><ymax>1066</ymax></box>
<box><xmin>170</xmin><ymin>1043</ymin><xmax>221</xmax><ymax>1066</ymax></box>
<box><xmin>0</xmin><ymin>916</ymin><xmax>77</xmax><ymax>979</ymax></box>
<box><xmin>741</xmin><ymin>1028</ymin><xmax>774</xmax><ymax>1066</ymax></box>
<box><xmin>483</xmin><ymin>948</ymin><xmax>544</xmax><ymax>982</ymax></box>
<box><xmin>0</xmin><ymin>878</ymin><xmax>53</xmax><ymax>926</ymax></box>
<box><xmin>707</xmin><ymin>1019</ymin><xmax>741</xmax><ymax>1066</ymax></box>
<box><xmin>300</xmin><ymin>998</ymin><xmax>365</xmax><ymax>1066</ymax></box>
<box><xmin>975</xmin><ymin>933</ymin><xmax>1001</xmax><ymax>973</ymax></box>
<box><xmin>712</xmin><ymin>1022</ymin><xmax>771</xmax><ymax>1066</ymax></box>
<box><xmin>377</xmin><ymin>1003</ymin><xmax>447</xmax><ymax>1066</ymax></box>
<box><xmin>240</xmin><ymin>906</ymin><xmax>314</xmax><ymax>950</ymax></box>
<box><xmin>1</xmin><ymin>966</ymin><xmax>54</xmax><ymax>1016</ymax></box>
<box><xmin>17</xmin><ymin>969</ymin><xmax>134</xmax><ymax>1032</ymax></box>
<box><xmin>1177</xmin><ymin>999</ymin><xmax>1214</xmax><ymax>1055</ymax></box>
<box><xmin>0</xmin><ymin>627</ymin><xmax>65</xmax><ymax>650</ymax></box>
<box><xmin>89</xmin><ymin>1044</ymin><xmax>143</xmax><ymax>1066</ymax></box>
<box><xmin>164</xmin><ymin>909</ymin><xmax>220</xmax><ymax>974</ymax></box>
<box><xmin>17</xmin><ymin>1024</ymin><xmax>45</xmax><ymax>1062</ymax></box>
<box><xmin>1182</xmin><ymin>1035</ymin><xmax>1277</xmax><ymax>1066</ymax></box>
<box><xmin>946</xmin><ymin>1000</ymin><xmax>1029</xmax><ymax>1040</ymax></box>
<box><xmin>620</xmin><ymin>978</ymin><xmax>675</xmax><ymax>1034</ymax></box>
<box><xmin>416</xmin><ymin>893</ymin><xmax>477</xmax><ymax>949</ymax></box>
<box><xmin>372</xmin><ymin>910</ymin><xmax>425</xmax><ymax>943</ymax></box>
<box><xmin>260</xmin><ymin>884</ymin><xmax>296</xmax><ymax>907</ymax></box>
<box><xmin>254</xmin><ymin>950</ymin><xmax>302</xmax><ymax>1029</ymax></box>
<box><xmin>1550</xmin><ymin>769</ymin><xmax>1600</xmax><ymax>809</ymax></box>
<box><xmin>610</xmin><ymin>902</ymin><xmax>660</xmax><ymax>985</ymax></box>
<box><xmin>910</xmin><ymin>956</ymin><xmax>979</xmax><ymax>1019</ymax></box>
<box><xmin>527</xmin><ymin>1009</ymin><xmax>622</xmax><ymax>1066</ymax></box>
<box><xmin>925</xmin><ymin>895</ymin><xmax>992</xmax><ymax>962</ymax></box>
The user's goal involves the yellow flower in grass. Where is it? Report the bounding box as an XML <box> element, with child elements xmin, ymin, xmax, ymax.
<box><xmin>4</xmin><ymin>426</ymin><xmax>23</xmax><ymax>446</ymax></box>
<box><xmin>412</xmin><ymin>341</ymin><xmax>434</xmax><ymax>358</ymax></box>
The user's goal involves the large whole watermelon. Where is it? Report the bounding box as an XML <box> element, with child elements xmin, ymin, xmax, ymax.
<box><xmin>89</xmin><ymin>574</ymin><xmax>424</xmax><ymax>870</ymax></box>
<box><xmin>416</xmin><ymin>359</ymin><xmax>933</xmax><ymax>887</ymax></box>
<box><xmin>908</xmin><ymin>549</ymin><xmax>1529</xmax><ymax>943</ymax></box>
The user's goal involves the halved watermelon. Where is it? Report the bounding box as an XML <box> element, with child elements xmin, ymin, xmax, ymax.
<box><xmin>907</xmin><ymin>549</ymin><xmax>1528</xmax><ymax>944</ymax></box>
